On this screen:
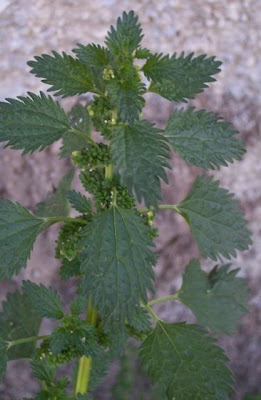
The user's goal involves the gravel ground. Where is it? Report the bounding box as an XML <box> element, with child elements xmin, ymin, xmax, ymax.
<box><xmin>0</xmin><ymin>1</ymin><xmax>260</xmax><ymax>399</ymax></box>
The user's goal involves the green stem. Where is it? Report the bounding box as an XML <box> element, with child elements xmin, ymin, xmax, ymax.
<box><xmin>105</xmin><ymin>163</ymin><xmax>114</xmax><ymax>180</ymax></box>
<box><xmin>74</xmin><ymin>299</ymin><xmax>97</xmax><ymax>395</ymax></box>
<box><xmin>139</xmin><ymin>204</ymin><xmax>180</xmax><ymax>213</ymax></box>
<box><xmin>148</xmin><ymin>293</ymin><xmax>179</xmax><ymax>306</ymax></box>
<box><xmin>43</xmin><ymin>216</ymin><xmax>88</xmax><ymax>225</ymax></box>
<box><xmin>41</xmin><ymin>381</ymin><xmax>48</xmax><ymax>390</ymax></box>
<box><xmin>69</xmin><ymin>128</ymin><xmax>99</xmax><ymax>147</ymax></box>
<box><xmin>112</xmin><ymin>187</ymin><xmax>117</xmax><ymax>206</ymax></box>
<box><xmin>145</xmin><ymin>305</ymin><xmax>161</xmax><ymax>322</ymax></box>
<box><xmin>105</xmin><ymin>163</ymin><xmax>117</xmax><ymax>206</ymax></box>
<box><xmin>7</xmin><ymin>335</ymin><xmax>49</xmax><ymax>350</ymax></box>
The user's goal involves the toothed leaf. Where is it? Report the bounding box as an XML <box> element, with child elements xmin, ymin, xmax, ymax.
<box><xmin>49</xmin><ymin>327</ymin><xmax>69</xmax><ymax>355</ymax></box>
<box><xmin>140</xmin><ymin>322</ymin><xmax>234</xmax><ymax>400</ymax></box>
<box><xmin>149</xmin><ymin>53</ymin><xmax>221</xmax><ymax>102</ymax></box>
<box><xmin>73</xmin><ymin>44</ymin><xmax>110</xmax><ymax>70</ymax></box>
<box><xmin>111</xmin><ymin>121</ymin><xmax>170</xmax><ymax>207</ymax></box>
<box><xmin>80</xmin><ymin>207</ymin><xmax>156</xmax><ymax>329</ymax></box>
<box><xmin>107</xmin><ymin>67</ymin><xmax>145</xmax><ymax>125</ymax></box>
<box><xmin>68</xmin><ymin>190</ymin><xmax>92</xmax><ymax>214</ymax></box>
<box><xmin>0</xmin><ymin>291</ymin><xmax>41</xmax><ymax>360</ymax></box>
<box><xmin>165</xmin><ymin>107</ymin><xmax>245</xmax><ymax>169</ymax></box>
<box><xmin>70</xmin><ymin>296</ymin><xmax>87</xmax><ymax>316</ymax></box>
<box><xmin>0</xmin><ymin>339</ymin><xmax>8</xmax><ymax>379</ymax></box>
<box><xmin>142</xmin><ymin>53</ymin><xmax>177</xmax><ymax>83</ymax></box>
<box><xmin>127</xmin><ymin>307</ymin><xmax>151</xmax><ymax>334</ymax></box>
<box><xmin>178</xmin><ymin>259</ymin><xmax>249</xmax><ymax>334</ymax></box>
<box><xmin>30</xmin><ymin>359</ymin><xmax>56</xmax><ymax>384</ymax></box>
<box><xmin>135</xmin><ymin>47</ymin><xmax>152</xmax><ymax>59</ymax></box>
<box><xmin>0</xmin><ymin>200</ymin><xmax>46</xmax><ymax>279</ymax></box>
<box><xmin>59</xmin><ymin>258</ymin><xmax>81</xmax><ymax>280</ymax></box>
<box><xmin>177</xmin><ymin>176</ymin><xmax>252</xmax><ymax>260</ymax></box>
<box><xmin>28</xmin><ymin>51</ymin><xmax>96</xmax><ymax>97</ymax></box>
<box><xmin>35</xmin><ymin>169</ymin><xmax>74</xmax><ymax>217</ymax></box>
<box><xmin>60</xmin><ymin>104</ymin><xmax>91</xmax><ymax>158</ymax></box>
<box><xmin>23</xmin><ymin>281</ymin><xmax>64</xmax><ymax>320</ymax></box>
<box><xmin>0</xmin><ymin>92</ymin><xmax>70</xmax><ymax>154</ymax></box>
<box><xmin>105</xmin><ymin>10</ymin><xmax>143</xmax><ymax>56</ymax></box>
<box><xmin>88</xmin><ymin>353</ymin><xmax>110</xmax><ymax>392</ymax></box>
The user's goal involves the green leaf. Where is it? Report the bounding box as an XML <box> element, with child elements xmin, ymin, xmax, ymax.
<box><xmin>23</xmin><ymin>281</ymin><xmax>64</xmax><ymax>320</ymax></box>
<box><xmin>80</xmin><ymin>207</ymin><xmax>156</xmax><ymax>329</ymax></box>
<box><xmin>149</xmin><ymin>53</ymin><xmax>221</xmax><ymax>102</ymax></box>
<box><xmin>107</xmin><ymin>67</ymin><xmax>145</xmax><ymax>125</ymax></box>
<box><xmin>50</xmin><ymin>319</ymin><xmax>99</xmax><ymax>358</ymax></box>
<box><xmin>0</xmin><ymin>200</ymin><xmax>46</xmax><ymax>279</ymax></box>
<box><xmin>105</xmin><ymin>10</ymin><xmax>143</xmax><ymax>56</ymax></box>
<box><xmin>177</xmin><ymin>176</ymin><xmax>252</xmax><ymax>260</ymax></box>
<box><xmin>165</xmin><ymin>107</ymin><xmax>245</xmax><ymax>169</ymax></box>
<box><xmin>112</xmin><ymin>344</ymin><xmax>137</xmax><ymax>399</ymax></box>
<box><xmin>60</xmin><ymin>104</ymin><xmax>91</xmax><ymax>158</ymax></box>
<box><xmin>126</xmin><ymin>307</ymin><xmax>151</xmax><ymax>341</ymax></box>
<box><xmin>70</xmin><ymin>295</ymin><xmax>87</xmax><ymax>316</ymax></box>
<box><xmin>178</xmin><ymin>259</ymin><xmax>249</xmax><ymax>334</ymax></box>
<box><xmin>49</xmin><ymin>327</ymin><xmax>69</xmax><ymax>355</ymax></box>
<box><xmin>28</xmin><ymin>51</ymin><xmax>96</xmax><ymax>97</ymax></box>
<box><xmin>142</xmin><ymin>53</ymin><xmax>177</xmax><ymax>83</ymax></box>
<box><xmin>127</xmin><ymin>307</ymin><xmax>151</xmax><ymax>334</ymax></box>
<box><xmin>73</xmin><ymin>44</ymin><xmax>109</xmax><ymax>92</ymax></box>
<box><xmin>0</xmin><ymin>92</ymin><xmax>70</xmax><ymax>154</ymax></box>
<box><xmin>135</xmin><ymin>47</ymin><xmax>152</xmax><ymax>59</ymax></box>
<box><xmin>88</xmin><ymin>353</ymin><xmax>109</xmax><ymax>392</ymax></box>
<box><xmin>68</xmin><ymin>104</ymin><xmax>92</xmax><ymax>134</ymax></box>
<box><xmin>77</xmin><ymin>395</ymin><xmax>93</xmax><ymax>400</ymax></box>
<box><xmin>68</xmin><ymin>190</ymin><xmax>92</xmax><ymax>214</ymax></box>
<box><xmin>35</xmin><ymin>169</ymin><xmax>74</xmax><ymax>217</ymax></box>
<box><xmin>0</xmin><ymin>291</ymin><xmax>41</xmax><ymax>360</ymax></box>
<box><xmin>59</xmin><ymin>258</ymin><xmax>81</xmax><ymax>280</ymax></box>
<box><xmin>0</xmin><ymin>339</ymin><xmax>8</xmax><ymax>379</ymax></box>
<box><xmin>23</xmin><ymin>378</ymin><xmax>71</xmax><ymax>400</ymax></box>
<box><xmin>140</xmin><ymin>321</ymin><xmax>234</xmax><ymax>400</ymax></box>
<box><xmin>111</xmin><ymin>121</ymin><xmax>170</xmax><ymax>207</ymax></box>
<box><xmin>107</xmin><ymin>329</ymin><xmax>128</xmax><ymax>358</ymax></box>
<box><xmin>73</xmin><ymin>43</ymin><xmax>110</xmax><ymax>70</ymax></box>
<box><xmin>30</xmin><ymin>358</ymin><xmax>55</xmax><ymax>384</ymax></box>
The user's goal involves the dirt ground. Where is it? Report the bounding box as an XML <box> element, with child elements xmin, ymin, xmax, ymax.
<box><xmin>0</xmin><ymin>1</ymin><xmax>260</xmax><ymax>399</ymax></box>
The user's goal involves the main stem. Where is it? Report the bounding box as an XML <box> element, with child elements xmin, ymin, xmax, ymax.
<box><xmin>74</xmin><ymin>164</ymin><xmax>114</xmax><ymax>395</ymax></box>
<box><xmin>74</xmin><ymin>299</ymin><xmax>97</xmax><ymax>395</ymax></box>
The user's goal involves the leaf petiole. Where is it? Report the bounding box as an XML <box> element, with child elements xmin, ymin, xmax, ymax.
<box><xmin>144</xmin><ymin>304</ymin><xmax>161</xmax><ymax>322</ymax></box>
<box><xmin>147</xmin><ymin>293</ymin><xmax>180</xmax><ymax>306</ymax></box>
<box><xmin>43</xmin><ymin>216</ymin><xmax>88</xmax><ymax>225</ymax></box>
<box><xmin>69</xmin><ymin>127</ymin><xmax>99</xmax><ymax>147</ymax></box>
<box><xmin>7</xmin><ymin>334</ymin><xmax>49</xmax><ymax>350</ymax></box>
<box><xmin>139</xmin><ymin>204</ymin><xmax>180</xmax><ymax>214</ymax></box>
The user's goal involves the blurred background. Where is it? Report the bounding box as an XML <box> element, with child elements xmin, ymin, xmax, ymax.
<box><xmin>0</xmin><ymin>0</ymin><xmax>260</xmax><ymax>399</ymax></box>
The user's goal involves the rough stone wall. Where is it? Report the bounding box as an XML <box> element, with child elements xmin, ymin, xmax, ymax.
<box><xmin>0</xmin><ymin>1</ymin><xmax>260</xmax><ymax>399</ymax></box>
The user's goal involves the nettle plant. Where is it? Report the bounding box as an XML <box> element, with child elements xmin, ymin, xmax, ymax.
<box><xmin>0</xmin><ymin>10</ymin><xmax>252</xmax><ymax>400</ymax></box>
